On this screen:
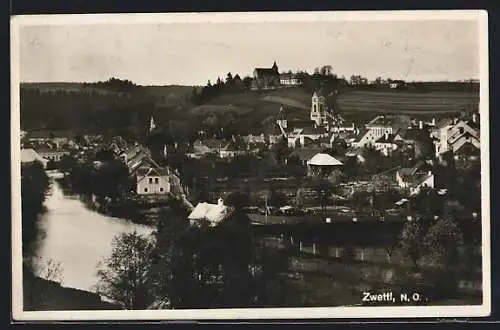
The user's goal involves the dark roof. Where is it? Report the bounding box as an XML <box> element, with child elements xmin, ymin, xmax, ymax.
<box><xmin>301</xmin><ymin>126</ymin><xmax>327</xmax><ymax>135</ymax></box>
<box><xmin>375</xmin><ymin>133</ymin><xmax>397</xmax><ymax>143</ymax></box>
<box><xmin>455</xmin><ymin>142</ymin><xmax>480</xmax><ymax>156</ymax></box>
<box><xmin>397</xmin><ymin>128</ymin><xmax>423</xmax><ymax>141</ymax></box>
<box><xmin>289</xmin><ymin>148</ymin><xmax>323</xmax><ymax>161</ymax></box>
<box><xmin>254</xmin><ymin>68</ymin><xmax>279</xmax><ymax>76</ymax></box>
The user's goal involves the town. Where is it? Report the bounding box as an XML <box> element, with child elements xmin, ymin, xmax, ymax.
<box><xmin>20</xmin><ymin>62</ymin><xmax>482</xmax><ymax>310</ymax></box>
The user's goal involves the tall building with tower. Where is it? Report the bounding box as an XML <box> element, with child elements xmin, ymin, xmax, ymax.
<box><xmin>310</xmin><ymin>89</ymin><xmax>327</xmax><ymax>126</ymax></box>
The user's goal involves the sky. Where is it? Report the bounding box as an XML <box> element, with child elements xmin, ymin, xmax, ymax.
<box><xmin>17</xmin><ymin>18</ymin><xmax>480</xmax><ymax>86</ymax></box>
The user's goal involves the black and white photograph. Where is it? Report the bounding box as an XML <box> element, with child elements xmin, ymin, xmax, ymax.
<box><xmin>11</xmin><ymin>11</ymin><xmax>490</xmax><ymax>320</ymax></box>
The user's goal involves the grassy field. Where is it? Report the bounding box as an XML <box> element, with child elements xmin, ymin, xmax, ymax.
<box><xmin>337</xmin><ymin>90</ymin><xmax>479</xmax><ymax>115</ymax></box>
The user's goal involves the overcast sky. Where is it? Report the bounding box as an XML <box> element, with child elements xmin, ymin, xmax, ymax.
<box><xmin>17</xmin><ymin>19</ymin><xmax>480</xmax><ymax>86</ymax></box>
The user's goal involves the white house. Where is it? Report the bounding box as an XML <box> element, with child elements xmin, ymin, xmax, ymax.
<box><xmin>373</xmin><ymin>132</ymin><xmax>398</xmax><ymax>156</ymax></box>
<box><xmin>279</xmin><ymin>73</ymin><xmax>302</xmax><ymax>87</ymax></box>
<box><xmin>188</xmin><ymin>197</ymin><xmax>233</xmax><ymax>227</ymax></box>
<box><xmin>136</xmin><ymin>167</ymin><xmax>171</xmax><ymax>195</ymax></box>
<box><xmin>396</xmin><ymin>168</ymin><xmax>434</xmax><ymax>196</ymax></box>
<box><xmin>434</xmin><ymin>118</ymin><xmax>480</xmax><ymax>157</ymax></box>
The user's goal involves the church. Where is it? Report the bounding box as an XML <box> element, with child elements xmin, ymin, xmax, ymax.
<box><xmin>252</xmin><ymin>61</ymin><xmax>280</xmax><ymax>90</ymax></box>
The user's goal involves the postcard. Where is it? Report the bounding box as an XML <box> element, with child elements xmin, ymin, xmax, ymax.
<box><xmin>11</xmin><ymin>10</ymin><xmax>490</xmax><ymax>321</ymax></box>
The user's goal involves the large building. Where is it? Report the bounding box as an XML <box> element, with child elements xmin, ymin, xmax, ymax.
<box><xmin>310</xmin><ymin>89</ymin><xmax>328</xmax><ymax>126</ymax></box>
<box><xmin>252</xmin><ymin>62</ymin><xmax>280</xmax><ymax>90</ymax></box>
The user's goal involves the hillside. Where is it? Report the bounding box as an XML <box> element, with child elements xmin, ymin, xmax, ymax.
<box><xmin>19</xmin><ymin>81</ymin><xmax>480</xmax><ymax>139</ymax></box>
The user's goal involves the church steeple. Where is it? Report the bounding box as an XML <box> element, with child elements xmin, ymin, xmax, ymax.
<box><xmin>272</xmin><ymin>61</ymin><xmax>278</xmax><ymax>72</ymax></box>
<box><xmin>149</xmin><ymin>115</ymin><xmax>156</xmax><ymax>132</ymax></box>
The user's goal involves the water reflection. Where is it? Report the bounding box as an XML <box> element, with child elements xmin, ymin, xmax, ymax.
<box><xmin>35</xmin><ymin>173</ymin><xmax>154</xmax><ymax>292</ymax></box>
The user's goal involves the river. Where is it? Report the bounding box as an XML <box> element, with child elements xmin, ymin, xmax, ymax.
<box><xmin>34</xmin><ymin>172</ymin><xmax>155</xmax><ymax>293</ymax></box>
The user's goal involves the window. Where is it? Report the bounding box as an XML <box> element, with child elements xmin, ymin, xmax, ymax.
<box><xmin>160</xmin><ymin>187</ymin><xmax>164</xmax><ymax>192</ymax></box>
<box><xmin>149</xmin><ymin>178</ymin><xmax>153</xmax><ymax>184</ymax></box>
<box><xmin>144</xmin><ymin>188</ymin><xmax>148</xmax><ymax>192</ymax></box>
<box><xmin>313</xmin><ymin>104</ymin><xmax>317</xmax><ymax>112</ymax></box>
<box><xmin>154</xmin><ymin>177</ymin><xmax>159</xmax><ymax>184</ymax></box>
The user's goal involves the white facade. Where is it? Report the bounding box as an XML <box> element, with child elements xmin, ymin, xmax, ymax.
<box><xmin>136</xmin><ymin>170</ymin><xmax>171</xmax><ymax>195</ymax></box>
<box><xmin>310</xmin><ymin>92</ymin><xmax>327</xmax><ymax>126</ymax></box>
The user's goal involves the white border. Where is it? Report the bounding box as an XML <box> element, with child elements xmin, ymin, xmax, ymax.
<box><xmin>11</xmin><ymin>10</ymin><xmax>490</xmax><ymax>321</ymax></box>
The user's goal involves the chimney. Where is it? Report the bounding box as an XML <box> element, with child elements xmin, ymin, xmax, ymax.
<box><xmin>385</xmin><ymin>132</ymin><xmax>389</xmax><ymax>140</ymax></box>
<box><xmin>472</xmin><ymin>112</ymin><xmax>478</xmax><ymax>123</ymax></box>
<box><xmin>431</xmin><ymin>117</ymin><xmax>436</xmax><ymax>126</ymax></box>
<box><xmin>217</xmin><ymin>197</ymin><xmax>224</xmax><ymax>206</ymax></box>
<box><xmin>418</xmin><ymin>120</ymin><xmax>423</xmax><ymax>130</ymax></box>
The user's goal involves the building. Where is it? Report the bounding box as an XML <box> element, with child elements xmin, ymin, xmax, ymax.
<box><xmin>389</xmin><ymin>80</ymin><xmax>406</xmax><ymax>89</ymax></box>
<box><xmin>373</xmin><ymin>132</ymin><xmax>398</xmax><ymax>156</ymax></box>
<box><xmin>37</xmin><ymin>148</ymin><xmax>70</xmax><ymax>162</ymax></box>
<box><xmin>351</xmin><ymin>116</ymin><xmax>394</xmax><ymax>149</ymax></box>
<box><xmin>136</xmin><ymin>166</ymin><xmax>171</xmax><ymax>195</ymax></box>
<box><xmin>306</xmin><ymin>153</ymin><xmax>343</xmax><ymax>176</ymax></box>
<box><xmin>252</xmin><ymin>62</ymin><xmax>280</xmax><ymax>90</ymax></box>
<box><xmin>21</xmin><ymin>148</ymin><xmax>48</xmax><ymax>168</ymax></box>
<box><xmin>433</xmin><ymin>117</ymin><xmax>480</xmax><ymax>157</ymax></box>
<box><xmin>188</xmin><ymin>197</ymin><xmax>234</xmax><ymax>227</ymax></box>
<box><xmin>396</xmin><ymin>162</ymin><xmax>435</xmax><ymax>195</ymax></box>
<box><xmin>193</xmin><ymin>139</ymin><xmax>228</xmax><ymax>156</ymax></box>
<box><xmin>279</xmin><ymin>72</ymin><xmax>302</xmax><ymax>87</ymax></box>
<box><xmin>287</xmin><ymin>147</ymin><xmax>324</xmax><ymax>166</ymax></box>
<box><xmin>310</xmin><ymin>89</ymin><xmax>328</xmax><ymax>126</ymax></box>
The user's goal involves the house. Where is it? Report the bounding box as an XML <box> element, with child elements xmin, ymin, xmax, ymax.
<box><xmin>107</xmin><ymin>136</ymin><xmax>128</xmax><ymax>156</ymax></box>
<box><xmin>345</xmin><ymin>148</ymin><xmax>367</xmax><ymax>164</ymax></box>
<box><xmin>389</xmin><ymin>80</ymin><xmax>406</xmax><ymax>89</ymax></box>
<box><xmin>219</xmin><ymin>140</ymin><xmax>248</xmax><ymax>159</ymax></box>
<box><xmin>433</xmin><ymin>118</ymin><xmax>480</xmax><ymax>157</ymax></box>
<box><xmin>21</xmin><ymin>148</ymin><xmax>48</xmax><ymax>168</ymax></box>
<box><xmin>297</xmin><ymin>126</ymin><xmax>329</xmax><ymax>147</ymax></box>
<box><xmin>373</xmin><ymin>132</ymin><xmax>398</xmax><ymax>156</ymax></box>
<box><xmin>193</xmin><ymin>139</ymin><xmax>228</xmax><ymax>156</ymax></box>
<box><xmin>119</xmin><ymin>145</ymin><xmax>160</xmax><ymax>175</ymax></box>
<box><xmin>136</xmin><ymin>166</ymin><xmax>171</xmax><ymax>195</ymax></box>
<box><xmin>252</xmin><ymin>62</ymin><xmax>280</xmax><ymax>90</ymax></box>
<box><xmin>396</xmin><ymin>162</ymin><xmax>435</xmax><ymax>195</ymax></box>
<box><xmin>188</xmin><ymin>197</ymin><xmax>234</xmax><ymax>227</ymax></box>
<box><xmin>37</xmin><ymin>148</ymin><xmax>70</xmax><ymax>162</ymax></box>
<box><xmin>351</xmin><ymin>116</ymin><xmax>394</xmax><ymax>149</ymax></box>
<box><xmin>279</xmin><ymin>72</ymin><xmax>303</xmax><ymax>87</ymax></box>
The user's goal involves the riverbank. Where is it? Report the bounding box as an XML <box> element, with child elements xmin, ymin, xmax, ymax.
<box><xmin>23</xmin><ymin>275</ymin><xmax>122</xmax><ymax>311</ymax></box>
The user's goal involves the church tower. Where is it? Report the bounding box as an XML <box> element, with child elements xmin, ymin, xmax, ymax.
<box><xmin>310</xmin><ymin>90</ymin><xmax>327</xmax><ymax>126</ymax></box>
<box><xmin>272</xmin><ymin>61</ymin><xmax>278</xmax><ymax>73</ymax></box>
<box><xmin>276</xmin><ymin>106</ymin><xmax>287</xmax><ymax>129</ymax></box>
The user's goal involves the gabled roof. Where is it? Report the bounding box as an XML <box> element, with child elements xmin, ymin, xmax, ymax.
<box><xmin>454</xmin><ymin>141</ymin><xmax>480</xmax><ymax>156</ymax></box>
<box><xmin>307</xmin><ymin>153</ymin><xmax>343</xmax><ymax>166</ymax></box>
<box><xmin>188</xmin><ymin>202</ymin><xmax>234</xmax><ymax>226</ymax></box>
<box><xmin>21</xmin><ymin>148</ymin><xmax>48</xmax><ymax>165</ymax></box>
<box><xmin>195</xmin><ymin>139</ymin><xmax>229</xmax><ymax>150</ymax></box>
<box><xmin>136</xmin><ymin>166</ymin><xmax>171</xmax><ymax>182</ymax></box>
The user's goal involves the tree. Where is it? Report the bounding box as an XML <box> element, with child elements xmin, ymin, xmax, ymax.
<box><xmin>96</xmin><ymin>232</ymin><xmax>156</xmax><ymax>309</ymax></box>
<box><xmin>424</xmin><ymin>215</ymin><xmax>464</xmax><ymax>269</ymax></box>
<box><xmin>320</xmin><ymin>65</ymin><xmax>333</xmax><ymax>76</ymax></box>
<box><xmin>400</xmin><ymin>219</ymin><xmax>426</xmax><ymax>271</ymax></box>
<box><xmin>226</xmin><ymin>72</ymin><xmax>233</xmax><ymax>85</ymax></box>
<box><xmin>423</xmin><ymin>215</ymin><xmax>464</xmax><ymax>297</ymax></box>
<box><xmin>312</xmin><ymin>178</ymin><xmax>335</xmax><ymax>212</ymax></box>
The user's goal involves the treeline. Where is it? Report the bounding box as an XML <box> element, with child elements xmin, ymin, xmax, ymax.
<box><xmin>20</xmin><ymin>87</ymin><xmax>158</xmax><ymax>134</ymax></box>
<box><xmin>191</xmin><ymin>72</ymin><xmax>252</xmax><ymax>105</ymax></box>
<box><xmin>82</xmin><ymin>77</ymin><xmax>140</xmax><ymax>93</ymax></box>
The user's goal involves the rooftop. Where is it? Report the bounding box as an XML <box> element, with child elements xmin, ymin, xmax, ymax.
<box><xmin>307</xmin><ymin>153</ymin><xmax>343</xmax><ymax>166</ymax></box>
<box><xmin>188</xmin><ymin>201</ymin><xmax>234</xmax><ymax>226</ymax></box>
<box><xmin>366</xmin><ymin>115</ymin><xmax>393</xmax><ymax>127</ymax></box>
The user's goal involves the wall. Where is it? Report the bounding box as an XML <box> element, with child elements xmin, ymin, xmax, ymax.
<box><xmin>137</xmin><ymin>175</ymin><xmax>170</xmax><ymax>195</ymax></box>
